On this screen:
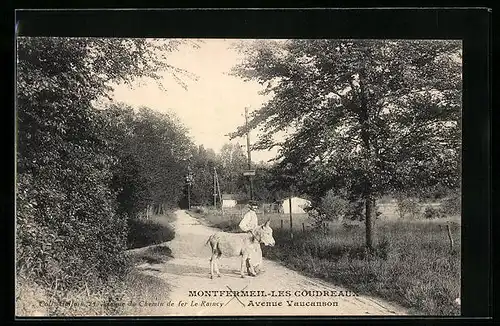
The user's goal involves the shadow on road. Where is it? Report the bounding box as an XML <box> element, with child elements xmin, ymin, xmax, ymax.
<box><xmin>139</xmin><ymin>260</ymin><xmax>245</xmax><ymax>280</ymax></box>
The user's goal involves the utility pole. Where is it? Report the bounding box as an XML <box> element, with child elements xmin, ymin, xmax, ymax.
<box><xmin>213</xmin><ymin>167</ymin><xmax>217</xmax><ymax>207</ymax></box>
<box><xmin>285</xmin><ymin>164</ymin><xmax>294</xmax><ymax>240</ymax></box>
<box><xmin>215</xmin><ymin>168</ymin><xmax>223</xmax><ymax>215</ymax></box>
<box><xmin>186</xmin><ymin>166</ymin><xmax>193</xmax><ymax>210</ymax></box>
<box><xmin>245</xmin><ymin>107</ymin><xmax>254</xmax><ymax>201</ymax></box>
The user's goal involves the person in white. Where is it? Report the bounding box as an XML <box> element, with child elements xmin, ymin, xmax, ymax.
<box><xmin>238</xmin><ymin>203</ymin><xmax>263</xmax><ymax>274</ymax></box>
<box><xmin>239</xmin><ymin>203</ymin><xmax>258</xmax><ymax>232</ymax></box>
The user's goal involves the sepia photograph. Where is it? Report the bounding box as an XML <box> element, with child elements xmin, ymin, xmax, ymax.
<box><xmin>15</xmin><ymin>35</ymin><xmax>463</xmax><ymax>317</ymax></box>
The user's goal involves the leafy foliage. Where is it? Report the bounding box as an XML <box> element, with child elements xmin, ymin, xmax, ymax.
<box><xmin>441</xmin><ymin>193</ymin><xmax>461</xmax><ymax>216</ymax></box>
<box><xmin>251</xmin><ymin>162</ymin><xmax>279</xmax><ymax>202</ymax></box>
<box><xmin>423</xmin><ymin>206</ymin><xmax>445</xmax><ymax>219</ymax></box>
<box><xmin>187</xmin><ymin>145</ymin><xmax>221</xmax><ymax>205</ymax></box>
<box><xmin>395</xmin><ymin>196</ymin><xmax>421</xmax><ymax>220</ymax></box>
<box><xmin>16</xmin><ymin>37</ymin><xmax>192</xmax><ymax>291</ymax></box>
<box><xmin>183</xmin><ymin>143</ymin><xmax>280</xmax><ymax>206</ymax></box>
<box><xmin>230</xmin><ymin>39</ymin><xmax>462</xmax><ymax>247</ymax></box>
<box><xmin>317</xmin><ymin>190</ymin><xmax>349</xmax><ymax>221</ymax></box>
<box><xmin>218</xmin><ymin>143</ymin><xmax>248</xmax><ymax>195</ymax></box>
<box><xmin>99</xmin><ymin>103</ymin><xmax>193</xmax><ymax>222</ymax></box>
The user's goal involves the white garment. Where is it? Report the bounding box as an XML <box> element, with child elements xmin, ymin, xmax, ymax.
<box><xmin>249</xmin><ymin>241</ymin><xmax>263</xmax><ymax>268</ymax></box>
<box><xmin>239</xmin><ymin>209</ymin><xmax>262</xmax><ymax>271</ymax></box>
<box><xmin>239</xmin><ymin>209</ymin><xmax>258</xmax><ymax>232</ymax></box>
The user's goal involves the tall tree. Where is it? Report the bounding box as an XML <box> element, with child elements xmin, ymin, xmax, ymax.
<box><xmin>231</xmin><ymin>39</ymin><xmax>461</xmax><ymax>249</ymax></box>
<box><xmin>101</xmin><ymin>104</ymin><xmax>193</xmax><ymax>218</ymax></box>
<box><xmin>218</xmin><ymin>143</ymin><xmax>247</xmax><ymax>195</ymax></box>
<box><xmin>16</xmin><ymin>37</ymin><xmax>195</xmax><ymax>288</ymax></box>
<box><xmin>132</xmin><ymin>107</ymin><xmax>192</xmax><ymax>210</ymax></box>
<box><xmin>189</xmin><ymin>145</ymin><xmax>221</xmax><ymax>205</ymax></box>
<box><xmin>99</xmin><ymin>104</ymin><xmax>150</xmax><ymax>219</ymax></box>
<box><xmin>251</xmin><ymin>162</ymin><xmax>278</xmax><ymax>203</ymax></box>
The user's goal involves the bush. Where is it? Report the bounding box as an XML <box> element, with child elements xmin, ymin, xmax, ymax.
<box><xmin>441</xmin><ymin>195</ymin><xmax>461</xmax><ymax>216</ymax></box>
<box><xmin>17</xmin><ymin>163</ymin><xmax>130</xmax><ymax>291</ymax></box>
<box><xmin>127</xmin><ymin>218</ymin><xmax>175</xmax><ymax>249</ymax></box>
<box><xmin>345</xmin><ymin>200</ymin><xmax>366</xmax><ymax>221</ymax></box>
<box><xmin>309</xmin><ymin>190</ymin><xmax>350</xmax><ymax>228</ymax></box>
<box><xmin>318</xmin><ymin>190</ymin><xmax>349</xmax><ymax>221</ymax></box>
<box><xmin>424</xmin><ymin>206</ymin><xmax>444</xmax><ymax>219</ymax></box>
<box><xmin>311</xmin><ymin>192</ymin><xmax>383</xmax><ymax>224</ymax></box>
<box><xmin>396</xmin><ymin>197</ymin><xmax>420</xmax><ymax>219</ymax></box>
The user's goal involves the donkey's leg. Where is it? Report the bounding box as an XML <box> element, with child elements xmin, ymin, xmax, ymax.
<box><xmin>210</xmin><ymin>252</ymin><xmax>217</xmax><ymax>279</ymax></box>
<box><xmin>215</xmin><ymin>252</ymin><xmax>221</xmax><ymax>278</ymax></box>
<box><xmin>214</xmin><ymin>258</ymin><xmax>220</xmax><ymax>277</ymax></box>
<box><xmin>246</xmin><ymin>246</ymin><xmax>258</xmax><ymax>276</ymax></box>
<box><xmin>246</xmin><ymin>258</ymin><xmax>252</xmax><ymax>275</ymax></box>
<box><xmin>246</xmin><ymin>258</ymin><xmax>257</xmax><ymax>277</ymax></box>
<box><xmin>246</xmin><ymin>259</ymin><xmax>258</xmax><ymax>276</ymax></box>
<box><xmin>253</xmin><ymin>245</ymin><xmax>263</xmax><ymax>274</ymax></box>
<box><xmin>240</xmin><ymin>255</ymin><xmax>246</xmax><ymax>278</ymax></box>
<box><xmin>209</xmin><ymin>256</ymin><xmax>213</xmax><ymax>279</ymax></box>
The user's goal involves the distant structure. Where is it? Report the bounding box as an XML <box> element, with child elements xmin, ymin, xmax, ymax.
<box><xmin>282</xmin><ymin>197</ymin><xmax>311</xmax><ymax>214</ymax></box>
<box><xmin>221</xmin><ymin>194</ymin><xmax>238</xmax><ymax>208</ymax></box>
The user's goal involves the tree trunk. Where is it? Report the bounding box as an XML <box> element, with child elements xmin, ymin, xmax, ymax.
<box><xmin>357</xmin><ymin>71</ymin><xmax>375</xmax><ymax>250</ymax></box>
<box><xmin>364</xmin><ymin>194</ymin><xmax>374</xmax><ymax>250</ymax></box>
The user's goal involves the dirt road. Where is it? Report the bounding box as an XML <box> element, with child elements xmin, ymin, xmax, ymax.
<box><xmin>132</xmin><ymin>210</ymin><xmax>408</xmax><ymax>316</ymax></box>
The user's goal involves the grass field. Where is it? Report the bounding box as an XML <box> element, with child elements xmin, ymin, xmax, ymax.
<box><xmin>189</xmin><ymin>207</ymin><xmax>461</xmax><ymax>316</ymax></box>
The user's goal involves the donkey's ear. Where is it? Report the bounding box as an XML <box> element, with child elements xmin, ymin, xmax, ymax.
<box><xmin>264</xmin><ymin>219</ymin><xmax>271</xmax><ymax>227</ymax></box>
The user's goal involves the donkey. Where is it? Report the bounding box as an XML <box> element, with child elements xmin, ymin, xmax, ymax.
<box><xmin>206</xmin><ymin>220</ymin><xmax>275</xmax><ymax>279</ymax></box>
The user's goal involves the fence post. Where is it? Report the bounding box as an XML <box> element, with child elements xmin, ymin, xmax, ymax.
<box><xmin>289</xmin><ymin>197</ymin><xmax>293</xmax><ymax>240</ymax></box>
<box><xmin>302</xmin><ymin>223</ymin><xmax>305</xmax><ymax>233</ymax></box>
<box><xmin>446</xmin><ymin>224</ymin><xmax>454</xmax><ymax>251</ymax></box>
<box><xmin>281</xmin><ymin>219</ymin><xmax>283</xmax><ymax>230</ymax></box>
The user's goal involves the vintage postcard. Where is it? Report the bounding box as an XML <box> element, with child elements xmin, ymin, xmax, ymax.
<box><xmin>16</xmin><ymin>34</ymin><xmax>463</xmax><ymax>317</ymax></box>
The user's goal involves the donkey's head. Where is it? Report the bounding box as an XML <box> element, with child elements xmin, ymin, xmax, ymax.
<box><xmin>253</xmin><ymin>219</ymin><xmax>275</xmax><ymax>247</ymax></box>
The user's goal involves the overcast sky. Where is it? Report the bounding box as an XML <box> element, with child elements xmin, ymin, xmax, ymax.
<box><xmin>111</xmin><ymin>39</ymin><xmax>280</xmax><ymax>163</ymax></box>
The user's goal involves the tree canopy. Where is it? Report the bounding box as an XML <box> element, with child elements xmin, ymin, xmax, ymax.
<box><xmin>230</xmin><ymin>39</ymin><xmax>462</xmax><ymax>248</ymax></box>
<box><xmin>16</xmin><ymin>37</ymin><xmax>195</xmax><ymax>290</ymax></box>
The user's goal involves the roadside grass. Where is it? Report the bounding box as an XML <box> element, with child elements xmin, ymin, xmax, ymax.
<box><xmin>127</xmin><ymin>213</ymin><xmax>176</xmax><ymax>249</ymax></box>
<box><xmin>119</xmin><ymin>269</ymin><xmax>172</xmax><ymax>316</ymax></box>
<box><xmin>16</xmin><ymin>268</ymin><xmax>171</xmax><ymax>316</ymax></box>
<box><xmin>17</xmin><ymin>213</ymin><xmax>176</xmax><ymax>317</ymax></box>
<box><xmin>128</xmin><ymin>243</ymin><xmax>173</xmax><ymax>265</ymax></box>
<box><xmin>189</xmin><ymin>207</ymin><xmax>461</xmax><ymax>316</ymax></box>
